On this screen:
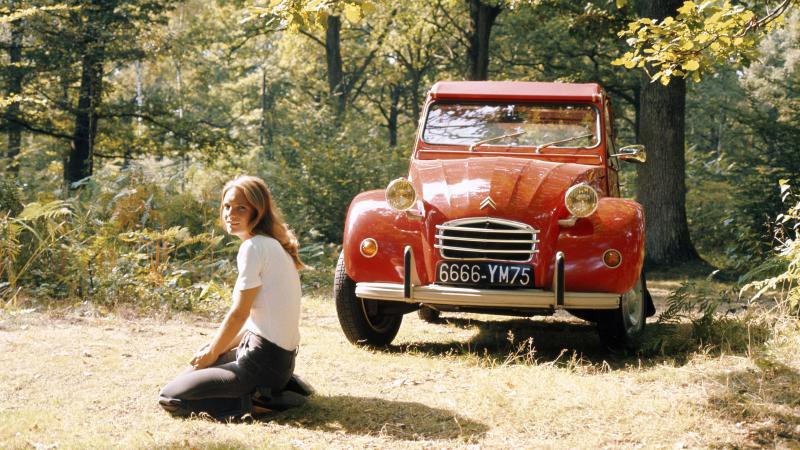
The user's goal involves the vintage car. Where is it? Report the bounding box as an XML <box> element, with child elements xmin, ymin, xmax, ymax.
<box><xmin>334</xmin><ymin>81</ymin><xmax>655</xmax><ymax>350</ymax></box>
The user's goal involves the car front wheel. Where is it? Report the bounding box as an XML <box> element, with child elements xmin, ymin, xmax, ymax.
<box><xmin>334</xmin><ymin>252</ymin><xmax>402</xmax><ymax>346</ymax></box>
<box><xmin>597</xmin><ymin>275</ymin><xmax>647</xmax><ymax>351</ymax></box>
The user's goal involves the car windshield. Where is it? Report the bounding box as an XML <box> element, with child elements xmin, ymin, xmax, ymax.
<box><xmin>422</xmin><ymin>102</ymin><xmax>599</xmax><ymax>149</ymax></box>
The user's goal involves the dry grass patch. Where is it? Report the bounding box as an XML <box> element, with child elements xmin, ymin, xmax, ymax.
<box><xmin>1</xmin><ymin>280</ymin><xmax>798</xmax><ymax>449</ymax></box>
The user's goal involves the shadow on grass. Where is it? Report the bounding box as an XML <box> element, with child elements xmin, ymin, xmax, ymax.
<box><xmin>167</xmin><ymin>395</ymin><xmax>487</xmax><ymax>443</ymax></box>
<box><xmin>264</xmin><ymin>395</ymin><xmax>488</xmax><ymax>442</ymax></box>
<box><xmin>388</xmin><ymin>315</ymin><xmax>772</xmax><ymax>370</ymax></box>
<box><xmin>707</xmin><ymin>357</ymin><xmax>800</xmax><ymax>447</ymax></box>
<box><xmin>395</xmin><ymin>317</ymin><xmax>605</xmax><ymax>361</ymax></box>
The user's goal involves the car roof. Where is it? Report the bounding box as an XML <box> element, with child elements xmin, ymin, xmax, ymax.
<box><xmin>428</xmin><ymin>81</ymin><xmax>604</xmax><ymax>103</ymax></box>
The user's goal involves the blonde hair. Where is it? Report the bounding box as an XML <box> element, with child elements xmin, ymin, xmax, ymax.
<box><xmin>220</xmin><ymin>175</ymin><xmax>307</xmax><ymax>270</ymax></box>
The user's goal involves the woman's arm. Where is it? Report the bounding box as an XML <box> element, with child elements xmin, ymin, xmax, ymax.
<box><xmin>191</xmin><ymin>286</ymin><xmax>260</xmax><ymax>369</ymax></box>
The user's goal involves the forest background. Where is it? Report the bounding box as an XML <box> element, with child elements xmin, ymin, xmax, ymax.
<box><xmin>1</xmin><ymin>0</ymin><xmax>799</xmax><ymax>314</ymax></box>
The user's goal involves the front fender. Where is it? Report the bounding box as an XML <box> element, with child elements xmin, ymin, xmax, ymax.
<box><xmin>549</xmin><ymin>197</ymin><xmax>645</xmax><ymax>294</ymax></box>
<box><xmin>342</xmin><ymin>191</ymin><xmax>429</xmax><ymax>284</ymax></box>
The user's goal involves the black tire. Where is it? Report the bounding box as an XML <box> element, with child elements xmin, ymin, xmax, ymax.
<box><xmin>417</xmin><ymin>306</ymin><xmax>441</xmax><ymax>323</ymax></box>
<box><xmin>597</xmin><ymin>274</ymin><xmax>648</xmax><ymax>351</ymax></box>
<box><xmin>334</xmin><ymin>252</ymin><xmax>402</xmax><ymax>346</ymax></box>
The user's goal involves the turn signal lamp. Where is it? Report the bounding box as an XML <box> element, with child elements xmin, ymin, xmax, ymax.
<box><xmin>603</xmin><ymin>249</ymin><xmax>622</xmax><ymax>268</ymax></box>
<box><xmin>565</xmin><ymin>183</ymin><xmax>598</xmax><ymax>217</ymax></box>
<box><xmin>360</xmin><ymin>238</ymin><xmax>378</xmax><ymax>258</ymax></box>
<box><xmin>386</xmin><ymin>178</ymin><xmax>417</xmax><ymax>211</ymax></box>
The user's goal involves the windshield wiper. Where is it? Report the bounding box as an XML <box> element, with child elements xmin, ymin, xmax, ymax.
<box><xmin>469</xmin><ymin>130</ymin><xmax>525</xmax><ymax>152</ymax></box>
<box><xmin>534</xmin><ymin>133</ymin><xmax>594</xmax><ymax>153</ymax></box>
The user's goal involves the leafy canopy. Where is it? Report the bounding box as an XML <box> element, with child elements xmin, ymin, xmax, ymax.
<box><xmin>247</xmin><ymin>0</ymin><xmax>376</xmax><ymax>29</ymax></box>
<box><xmin>612</xmin><ymin>1</ymin><xmax>790</xmax><ymax>84</ymax></box>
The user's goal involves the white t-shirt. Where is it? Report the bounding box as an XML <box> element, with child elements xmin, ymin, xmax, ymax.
<box><xmin>234</xmin><ymin>234</ymin><xmax>301</xmax><ymax>351</ymax></box>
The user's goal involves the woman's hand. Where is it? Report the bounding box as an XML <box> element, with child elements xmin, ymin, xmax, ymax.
<box><xmin>189</xmin><ymin>287</ymin><xmax>257</xmax><ymax>370</ymax></box>
<box><xmin>190</xmin><ymin>345</ymin><xmax>217</xmax><ymax>370</ymax></box>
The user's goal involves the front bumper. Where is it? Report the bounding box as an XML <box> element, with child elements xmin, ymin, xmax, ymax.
<box><xmin>355</xmin><ymin>282</ymin><xmax>619</xmax><ymax>309</ymax></box>
<box><xmin>354</xmin><ymin>246</ymin><xmax>620</xmax><ymax>310</ymax></box>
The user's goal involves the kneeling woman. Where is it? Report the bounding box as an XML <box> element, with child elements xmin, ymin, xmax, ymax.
<box><xmin>160</xmin><ymin>175</ymin><xmax>305</xmax><ymax>418</ymax></box>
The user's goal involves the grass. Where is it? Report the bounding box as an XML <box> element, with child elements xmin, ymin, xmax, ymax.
<box><xmin>0</xmin><ymin>280</ymin><xmax>798</xmax><ymax>449</ymax></box>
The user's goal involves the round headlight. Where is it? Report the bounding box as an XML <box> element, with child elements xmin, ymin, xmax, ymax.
<box><xmin>565</xmin><ymin>183</ymin><xmax>598</xmax><ymax>217</ymax></box>
<box><xmin>386</xmin><ymin>178</ymin><xmax>417</xmax><ymax>211</ymax></box>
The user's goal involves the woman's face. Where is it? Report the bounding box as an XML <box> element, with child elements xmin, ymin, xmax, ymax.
<box><xmin>222</xmin><ymin>187</ymin><xmax>255</xmax><ymax>240</ymax></box>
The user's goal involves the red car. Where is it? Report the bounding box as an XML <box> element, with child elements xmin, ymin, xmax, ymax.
<box><xmin>334</xmin><ymin>81</ymin><xmax>655</xmax><ymax>350</ymax></box>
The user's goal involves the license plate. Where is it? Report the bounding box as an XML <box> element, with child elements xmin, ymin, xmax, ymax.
<box><xmin>436</xmin><ymin>262</ymin><xmax>534</xmax><ymax>288</ymax></box>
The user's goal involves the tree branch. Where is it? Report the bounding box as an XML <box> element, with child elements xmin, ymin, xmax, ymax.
<box><xmin>742</xmin><ymin>0</ymin><xmax>793</xmax><ymax>35</ymax></box>
<box><xmin>1</xmin><ymin>114</ymin><xmax>73</xmax><ymax>140</ymax></box>
<box><xmin>298</xmin><ymin>28</ymin><xmax>325</xmax><ymax>48</ymax></box>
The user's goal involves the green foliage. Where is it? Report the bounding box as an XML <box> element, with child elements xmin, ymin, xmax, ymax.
<box><xmin>0</xmin><ymin>164</ymin><xmax>235</xmax><ymax>312</ymax></box>
<box><xmin>0</xmin><ymin>199</ymin><xmax>73</xmax><ymax>303</ymax></box>
<box><xmin>648</xmin><ymin>279</ymin><xmax>768</xmax><ymax>354</ymax></box>
<box><xmin>742</xmin><ymin>182</ymin><xmax>800</xmax><ymax>316</ymax></box>
<box><xmin>248</xmin><ymin>0</ymin><xmax>377</xmax><ymax>29</ymax></box>
<box><xmin>3</xmin><ymin>0</ymin><xmax>800</xmax><ymax>311</ymax></box>
<box><xmin>0</xmin><ymin>158</ymin><xmax>364</xmax><ymax>310</ymax></box>
<box><xmin>684</xmin><ymin>18</ymin><xmax>800</xmax><ymax>269</ymax></box>
<box><xmin>658</xmin><ymin>280</ymin><xmax>726</xmax><ymax>331</ymax></box>
<box><xmin>649</xmin><ymin>182</ymin><xmax>800</xmax><ymax>355</ymax></box>
<box><xmin>0</xmin><ymin>178</ymin><xmax>22</xmax><ymax>217</ymax></box>
<box><xmin>265</xmin><ymin>106</ymin><xmax>408</xmax><ymax>243</ymax></box>
<box><xmin>297</xmin><ymin>241</ymin><xmax>341</xmax><ymax>294</ymax></box>
<box><xmin>613</xmin><ymin>1</ymin><xmax>788</xmax><ymax>84</ymax></box>
<box><xmin>0</xmin><ymin>4</ymin><xmax>72</xmax><ymax>24</ymax></box>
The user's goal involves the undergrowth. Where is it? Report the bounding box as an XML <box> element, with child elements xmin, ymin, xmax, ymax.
<box><xmin>0</xmin><ymin>162</ymin><xmax>338</xmax><ymax>313</ymax></box>
<box><xmin>643</xmin><ymin>181</ymin><xmax>800</xmax><ymax>357</ymax></box>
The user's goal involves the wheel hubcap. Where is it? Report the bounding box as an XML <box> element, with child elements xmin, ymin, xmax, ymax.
<box><xmin>360</xmin><ymin>299</ymin><xmax>395</xmax><ymax>333</ymax></box>
<box><xmin>621</xmin><ymin>278</ymin><xmax>644</xmax><ymax>334</ymax></box>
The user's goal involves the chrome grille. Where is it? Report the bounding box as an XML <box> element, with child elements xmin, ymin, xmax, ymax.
<box><xmin>435</xmin><ymin>218</ymin><xmax>539</xmax><ymax>262</ymax></box>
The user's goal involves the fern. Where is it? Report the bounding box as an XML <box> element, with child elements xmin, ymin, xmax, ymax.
<box><xmin>658</xmin><ymin>280</ymin><xmax>727</xmax><ymax>334</ymax></box>
<box><xmin>742</xmin><ymin>181</ymin><xmax>800</xmax><ymax>316</ymax></box>
<box><xmin>1</xmin><ymin>200</ymin><xmax>74</xmax><ymax>303</ymax></box>
<box><xmin>17</xmin><ymin>200</ymin><xmax>73</xmax><ymax>221</ymax></box>
<box><xmin>0</xmin><ymin>212</ymin><xmax>21</xmax><ymax>281</ymax></box>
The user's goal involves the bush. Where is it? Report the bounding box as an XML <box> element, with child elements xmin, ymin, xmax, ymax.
<box><xmin>1</xmin><ymin>163</ymin><xmax>235</xmax><ymax>313</ymax></box>
<box><xmin>0</xmin><ymin>178</ymin><xmax>22</xmax><ymax>217</ymax></box>
<box><xmin>653</xmin><ymin>280</ymin><xmax>767</xmax><ymax>350</ymax></box>
<box><xmin>5</xmin><ymin>114</ymin><xmax>406</xmax><ymax>308</ymax></box>
<box><xmin>264</xmin><ymin>106</ymin><xmax>407</xmax><ymax>244</ymax></box>
<box><xmin>741</xmin><ymin>181</ymin><xmax>800</xmax><ymax>317</ymax></box>
<box><xmin>647</xmin><ymin>182</ymin><xmax>800</xmax><ymax>356</ymax></box>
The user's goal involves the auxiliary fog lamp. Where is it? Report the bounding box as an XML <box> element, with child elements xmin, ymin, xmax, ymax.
<box><xmin>360</xmin><ymin>238</ymin><xmax>378</xmax><ymax>258</ymax></box>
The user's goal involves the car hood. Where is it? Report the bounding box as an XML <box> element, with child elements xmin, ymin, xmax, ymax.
<box><xmin>409</xmin><ymin>157</ymin><xmax>602</xmax><ymax>222</ymax></box>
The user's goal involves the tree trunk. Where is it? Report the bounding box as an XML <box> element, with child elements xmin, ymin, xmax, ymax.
<box><xmin>124</xmin><ymin>59</ymin><xmax>144</xmax><ymax>169</ymax></box>
<box><xmin>388</xmin><ymin>86</ymin><xmax>400</xmax><ymax>147</ymax></box>
<box><xmin>66</xmin><ymin>23</ymin><xmax>105</xmax><ymax>186</ymax></box>
<box><xmin>409</xmin><ymin>71</ymin><xmax>422</xmax><ymax>122</ymax></box>
<box><xmin>326</xmin><ymin>15</ymin><xmax>345</xmax><ymax>117</ymax></box>
<box><xmin>636</xmin><ymin>0</ymin><xmax>700</xmax><ymax>266</ymax></box>
<box><xmin>466</xmin><ymin>0</ymin><xmax>501</xmax><ymax>81</ymax></box>
<box><xmin>5</xmin><ymin>13</ymin><xmax>23</xmax><ymax>175</ymax></box>
<box><xmin>260</xmin><ymin>67</ymin><xmax>274</xmax><ymax>158</ymax></box>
